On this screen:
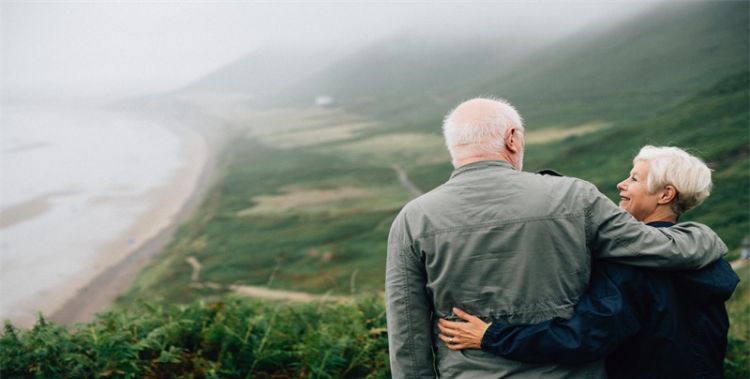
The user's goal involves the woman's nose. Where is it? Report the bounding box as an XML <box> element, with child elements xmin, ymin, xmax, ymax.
<box><xmin>617</xmin><ymin>180</ymin><xmax>626</xmax><ymax>191</ymax></box>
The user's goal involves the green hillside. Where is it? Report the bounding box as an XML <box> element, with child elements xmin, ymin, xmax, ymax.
<box><xmin>479</xmin><ymin>0</ymin><xmax>750</xmax><ymax>127</ymax></box>
<box><xmin>114</xmin><ymin>0</ymin><xmax>748</xmax><ymax>306</ymax></box>
<box><xmin>524</xmin><ymin>70</ymin><xmax>749</xmax><ymax>251</ymax></box>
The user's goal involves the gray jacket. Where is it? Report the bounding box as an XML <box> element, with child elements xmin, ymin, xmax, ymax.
<box><xmin>385</xmin><ymin>160</ymin><xmax>727</xmax><ymax>379</ymax></box>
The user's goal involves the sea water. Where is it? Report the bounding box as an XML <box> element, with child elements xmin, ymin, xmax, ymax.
<box><xmin>0</xmin><ymin>101</ymin><xmax>186</xmax><ymax>324</ymax></box>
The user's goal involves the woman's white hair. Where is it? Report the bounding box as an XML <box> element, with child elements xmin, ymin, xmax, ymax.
<box><xmin>442</xmin><ymin>98</ymin><xmax>524</xmax><ymax>161</ymax></box>
<box><xmin>634</xmin><ymin>145</ymin><xmax>712</xmax><ymax>216</ymax></box>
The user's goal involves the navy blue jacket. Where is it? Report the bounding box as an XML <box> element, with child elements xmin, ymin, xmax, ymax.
<box><xmin>481</xmin><ymin>222</ymin><xmax>740</xmax><ymax>379</ymax></box>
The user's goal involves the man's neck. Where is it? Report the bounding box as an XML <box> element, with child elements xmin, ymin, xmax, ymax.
<box><xmin>455</xmin><ymin>156</ymin><xmax>505</xmax><ymax>168</ymax></box>
<box><xmin>454</xmin><ymin>152</ymin><xmax>516</xmax><ymax>169</ymax></box>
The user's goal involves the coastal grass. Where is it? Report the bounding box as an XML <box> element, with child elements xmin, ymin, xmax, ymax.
<box><xmin>3</xmin><ymin>282</ymin><xmax>748</xmax><ymax>378</ymax></box>
<box><xmin>1</xmin><ymin>297</ymin><xmax>390</xmax><ymax>378</ymax></box>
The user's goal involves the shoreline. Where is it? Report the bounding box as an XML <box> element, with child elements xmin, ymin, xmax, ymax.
<box><xmin>47</xmin><ymin>107</ymin><xmax>223</xmax><ymax>326</ymax></box>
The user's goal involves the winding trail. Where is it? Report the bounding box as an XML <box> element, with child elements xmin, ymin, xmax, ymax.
<box><xmin>230</xmin><ymin>285</ymin><xmax>351</xmax><ymax>303</ymax></box>
<box><xmin>730</xmin><ymin>258</ymin><xmax>748</xmax><ymax>270</ymax></box>
<box><xmin>391</xmin><ymin>164</ymin><xmax>423</xmax><ymax>198</ymax></box>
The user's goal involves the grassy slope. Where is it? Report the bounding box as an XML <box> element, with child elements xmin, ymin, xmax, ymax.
<box><xmin>120</xmin><ymin>0</ymin><xmax>748</xmax><ymax>303</ymax></box>
<box><xmin>119</xmin><ymin>111</ymin><xmax>411</xmax><ymax>303</ymax></box>
<box><xmin>369</xmin><ymin>0</ymin><xmax>749</xmax><ymax>131</ymax></box>
<box><xmin>476</xmin><ymin>1</ymin><xmax>749</xmax><ymax>126</ymax></box>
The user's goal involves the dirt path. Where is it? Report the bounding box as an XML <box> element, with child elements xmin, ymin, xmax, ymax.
<box><xmin>231</xmin><ymin>259</ymin><xmax>749</xmax><ymax>303</ymax></box>
<box><xmin>731</xmin><ymin>258</ymin><xmax>748</xmax><ymax>270</ymax></box>
<box><xmin>230</xmin><ymin>285</ymin><xmax>351</xmax><ymax>303</ymax></box>
<box><xmin>391</xmin><ymin>164</ymin><xmax>423</xmax><ymax>198</ymax></box>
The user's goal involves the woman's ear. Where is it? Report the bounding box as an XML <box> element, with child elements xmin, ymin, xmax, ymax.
<box><xmin>658</xmin><ymin>185</ymin><xmax>678</xmax><ymax>205</ymax></box>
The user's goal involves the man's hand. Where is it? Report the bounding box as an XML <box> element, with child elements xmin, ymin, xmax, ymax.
<box><xmin>437</xmin><ymin>307</ymin><xmax>490</xmax><ymax>350</ymax></box>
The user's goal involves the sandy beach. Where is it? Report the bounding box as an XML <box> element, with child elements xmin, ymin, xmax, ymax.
<box><xmin>3</xmin><ymin>103</ymin><xmax>215</xmax><ymax>328</ymax></box>
<box><xmin>34</xmin><ymin>108</ymin><xmax>220</xmax><ymax>326</ymax></box>
<box><xmin>0</xmin><ymin>93</ymin><xmax>245</xmax><ymax>327</ymax></box>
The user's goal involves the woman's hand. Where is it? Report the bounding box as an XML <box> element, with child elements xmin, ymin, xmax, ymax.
<box><xmin>438</xmin><ymin>307</ymin><xmax>491</xmax><ymax>350</ymax></box>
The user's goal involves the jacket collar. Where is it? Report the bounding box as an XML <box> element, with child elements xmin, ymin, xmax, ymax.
<box><xmin>646</xmin><ymin>221</ymin><xmax>675</xmax><ymax>228</ymax></box>
<box><xmin>450</xmin><ymin>160</ymin><xmax>515</xmax><ymax>179</ymax></box>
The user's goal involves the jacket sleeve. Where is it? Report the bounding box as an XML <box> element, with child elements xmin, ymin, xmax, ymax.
<box><xmin>385</xmin><ymin>211</ymin><xmax>436</xmax><ymax>379</ymax></box>
<box><xmin>580</xmin><ymin>181</ymin><xmax>726</xmax><ymax>269</ymax></box>
<box><xmin>480</xmin><ymin>263</ymin><xmax>644</xmax><ymax>364</ymax></box>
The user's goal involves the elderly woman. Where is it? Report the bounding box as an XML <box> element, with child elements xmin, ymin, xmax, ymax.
<box><xmin>438</xmin><ymin>146</ymin><xmax>739</xmax><ymax>379</ymax></box>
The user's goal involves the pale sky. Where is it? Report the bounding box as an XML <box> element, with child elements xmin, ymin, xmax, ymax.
<box><xmin>1</xmin><ymin>0</ymin><xmax>662</xmax><ymax>97</ymax></box>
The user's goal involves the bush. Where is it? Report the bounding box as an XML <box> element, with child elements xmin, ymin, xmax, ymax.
<box><xmin>0</xmin><ymin>297</ymin><xmax>389</xmax><ymax>379</ymax></box>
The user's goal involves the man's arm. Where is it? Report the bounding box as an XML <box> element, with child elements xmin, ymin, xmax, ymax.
<box><xmin>385</xmin><ymin>211</ymin><xmax>435</xmax><ymax>378</ymax></box>
<box><xmin>581</xmin><ymin>181</ymin><xmax>726</xmax><ymax>269</ymax></box>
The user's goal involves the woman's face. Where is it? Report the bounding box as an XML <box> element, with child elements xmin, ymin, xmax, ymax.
<box><xmin>617</xmin><ymin>160</ymin><xmax>661</xmax><ymax>222</ymax></box>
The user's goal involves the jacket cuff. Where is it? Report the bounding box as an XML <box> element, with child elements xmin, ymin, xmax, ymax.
<box><xmin>480</xmin><ymin>321</ymin><xmax>507</xmax><ymax>352</ymax></box>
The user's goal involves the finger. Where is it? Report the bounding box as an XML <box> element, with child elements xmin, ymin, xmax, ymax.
<box><xmin>437</xmin><ymin>323</ymin><xmax>451</xmax><ymax>334</ymax></box>
<box><xmin>438</xmin><ymin>333</ymin><xmax>452</xmax><ymax>345</ymax></box>
<box><xmin>439</xmin><ymin>320</ymin><xmax>461</xmax><ymax>333</ymax></box>
<box><xmin>452</xmin><ymin>342</ymin><xmax>468</xmax><ymax>350</ymax></box>
<box><xmin>454</xmin><ymin>308</ymin><xmax>489</xmax><ymax>329</ymax></box>
<box><xmin>453</xmin><ymin>307</ymin><xmax>478</xmax><ymax>322</ymax></box>
<box><xmin>449</xmin><ymin>321</ymin><xmax>472</xmax><ymax>334</ymax></box>
<box><xmin>438</xmin><ymin>318</ymin><xmax>464</xmax><ymax>326</ymax></box>
<box><xmin>447</xmin><ymin>341</ymin><xmax>468</xmax><ymax>351</ymax></box>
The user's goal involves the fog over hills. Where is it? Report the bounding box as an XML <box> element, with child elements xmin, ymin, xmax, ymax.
<box><xmin>181</xmin><ymin>48</ymin><xmax>343</xmax><ymax>101</ymax></box>
<box><xmin>475</xmin><ymin>0</ymin><xmax>750</xmax><ymax>125</ymax></box>
<box><xmin>181</xmin><ymin>0</ymin><xmax>747</xmax><ymax>128</ymax></box>
<box><xmin>178</xmin><ymin>1</ymin><xmax>662</xmax><ymax>109</ymax></box>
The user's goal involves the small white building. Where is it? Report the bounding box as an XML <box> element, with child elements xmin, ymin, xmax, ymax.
<box><xmin>315</xmin><ymin>95</ymin><xmax>335</xmax><ymax>107</ymax></box>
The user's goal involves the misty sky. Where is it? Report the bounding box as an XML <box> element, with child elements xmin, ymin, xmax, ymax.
<box><xmin>1</xmin><ymin>0</ymin><xmax>662</xmax><ymax>97</ymax></box>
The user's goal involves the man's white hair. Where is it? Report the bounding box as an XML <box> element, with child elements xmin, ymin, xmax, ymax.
<box><xmin>442</xmin><ymin>98</ymin><xmax>524</xmax><ymax>161</ymax></box>
<box><xmin>634</xmin><ymin>145</ymin><xmax>712</xmax><ymax>216</ymax></box>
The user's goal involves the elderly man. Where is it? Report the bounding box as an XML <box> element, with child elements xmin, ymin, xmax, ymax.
<box><xmin>385</xmin><ymin>98</ymin><xmax>727</xmax><ymax>378</ymax></box>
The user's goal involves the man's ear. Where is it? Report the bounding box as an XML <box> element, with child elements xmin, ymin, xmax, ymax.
<box><xmin>658</xmin><ymin>185</ymin><xmax>678</xmax><ymax>205</ymax></box>
<box><xmin>505</xmin><ymin>128</ymin><xmax>522</xmax><ymax>154</ymax></box>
